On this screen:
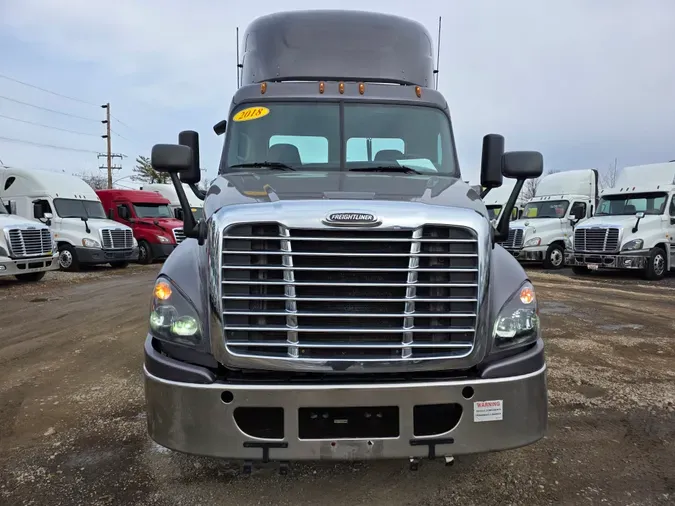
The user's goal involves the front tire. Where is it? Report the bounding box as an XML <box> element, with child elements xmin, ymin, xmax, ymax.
<box><xmin>543</xmin><ymin>243</ymin><xmax>565</xmax><ymax>270</ymax></box>
<box><xmin>138</xmin><ymin>240</ymin><xmax>153</xmax><ymax>265</ymax></box>
<box><xmin>58</xmin><ymin>244</ymin><xmax>80</xmax><ymax>272</ymax></box>
<box><xmin>15</xmin><ymin>271</ymin><xmax>46</xmax><ymax>282</ymax></box>
<box><xmin>643</xmin><ymin>247</ymin><xmax>667</xmax><ymax>281</ymax></box>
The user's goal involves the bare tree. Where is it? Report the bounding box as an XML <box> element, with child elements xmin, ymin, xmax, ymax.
<box><xmin>599</xmin><ymin>158</ymin><xmax>618</xmax><ymax>189</ymax></box>
<box><xmin>74</xmin><ymin>170</ymin><xmax>108</xmax><ymax>190</ymax></box>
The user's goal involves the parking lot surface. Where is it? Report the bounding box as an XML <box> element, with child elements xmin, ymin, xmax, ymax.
<box><xmin>0</xmin><ymin>266</ymin><xmax>673</xmax><ymax>505</ymax></box>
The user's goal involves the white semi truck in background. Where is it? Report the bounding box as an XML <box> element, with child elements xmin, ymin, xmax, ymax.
<box><xmin>566</xmin><ymin>162</ymin><xmax>675</xmax><ymax>280</ymax></box>
<box><xmin>0</xmin><ymin>168</ymin><xmax>139</xmax><ymax>271</ymax></box>
<box><xmin>141</xmin><ymin>183</ymin><xmax>204</xmax><ymax>222</ymax></box>
<box><xmin>483</xmin><ymin>180</ymin><xmax>524</xmax><ymax>224</ymax></box>
<box><xmin>0</xmin><ymin>198</ymin><xmax>59</xmax><ymax>282</ymax></box>
<box><xmin>501</xmin><ymin>169</ymin><xmax>599</xmax><ymax>269</ymax></box>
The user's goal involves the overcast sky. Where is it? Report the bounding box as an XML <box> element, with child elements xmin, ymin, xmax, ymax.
<box><xmin>0</xmin><ymin>0</ymin><xmax>674</xmax><ymax>187</ymax></box>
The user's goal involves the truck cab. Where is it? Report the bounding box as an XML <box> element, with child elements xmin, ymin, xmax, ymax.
<box><xmin>0</xmin><ymin>168</ymin><xmax>138</xmax><ymax>271</ymax></box>
<box><xmin>142</xmin><ymin>10</ymin><xmax>547</xmax><ymax>468</ymax></box>
<box><xmin>567</xmin><ymin>162</ymin><xmax>675</xmax><ymax>280</ymax></box>
<box><xmin>502</xmin><ymin>169</ymin><xmax>598</xmax><ymax>269</ymax></box>
<box><xmin>140</xmin><ymin>183</ymin><xmax>205</xmax><ymax>222</ymax></box>
<box><xmin>96</xmin><ymin>189</ymin><xmax>185</xmax><ymax>264</ymax></box>
<box><xmin>0</xmin><ymin>197</ymin><xmax>59</xmax><ymax>282</ymax></box>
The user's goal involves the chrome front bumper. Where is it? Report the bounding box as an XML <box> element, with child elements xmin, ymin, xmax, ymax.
<box><xmin>144</xmin><ymin>363</ymin><xmax>548</xmax><ymax>461</ymax></box>
<box><xmin>565</xmin><ymin>251</ymin><xmax>648</xmax><ymax>270</ymax></box>
<box><xmin>504</xmin><ymin>247</ymin><xmax>545</xmax><ymax>262</ymax></box>
<box><xmin>0</xmin><ymin>252</ymin><xmax>59</xmax><ymax>277</ymax></box>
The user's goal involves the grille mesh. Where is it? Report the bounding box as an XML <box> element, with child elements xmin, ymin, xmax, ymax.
<box><xmin>7</xmin><ymin>228</ymin><xmax>52</xmax><ymax>258</ymax></box>
<box><xmin>100</xmin><ymin>229</ymin><xmax>134</xmax><ymax>249</ymax></box>
<box><xmin>501</xmin><ymin>228</ymin><xmax>524</xmax><ymax>249</ymax></box>
<box><xmin>220</xmin><ymin>223</ymin><xmax>479</xmax><ymax>360</ymax></box>
<box><xmin>574</xmin><ymin>228</ymin><xmax>619</xmax><ymax>253</ymax></box>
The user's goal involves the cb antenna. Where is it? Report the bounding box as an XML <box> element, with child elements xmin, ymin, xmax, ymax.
<box><xmin>236</xmin><ymin>27</ymin><xmax>241</xmax><ymax>89</ymax></box>
<box><xmin>434</xmin><ymin>16</ymin><xmax>442</xmax><ymax>90</ymax></box>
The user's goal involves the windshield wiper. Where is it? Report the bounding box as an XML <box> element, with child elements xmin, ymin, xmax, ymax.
<box><xmin>348</xmin><ymin>165</ymin><xmax>423</xmax><ymax>175</ymax></box>
<box><xmin>229</xmin><ymin>162</ymin><xmax>296</xmax><ymax>171</ymax></box>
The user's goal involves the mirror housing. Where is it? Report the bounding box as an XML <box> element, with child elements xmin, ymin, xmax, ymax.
<box><xmin>177</xmin><ymin>130</ymin><xmax>201</xmax><ymax>184</ymax></box>
<box><xmin>213</xmin><ymin>120</ymin><xmax>227</xmax><ymax>136</ymax></box>
<box><xmin>502</xmin><ymin>151</ymin><xmax>544</xmax><ymax>179</ymax></box>
<box><xmin>571</xmin><ymin>206</ymin><xmax>585</xmax><ymax>221</ymax></box>
<box><xmin>635</xmin><ymin>211</ymin><xmax>645</xmax><ymax>219</ymax></box>
<box><xmin>32</xmin><ymin>202</ymin><xmax>43</xmax><ymax>219</ymax></box>
<box><xmin>479</xmin><ymin>134</ymin><xmax>505</xmax><ymax>197</ymax></box>
<box><xmin>43</xmin><ymin>212</ymin><xmax>53</xmax><ymax>220</ymax></box>
<box><xmin>151</xmin><ymin>144</ymin><xmax>193</xmax><ymax>173</ymax></box>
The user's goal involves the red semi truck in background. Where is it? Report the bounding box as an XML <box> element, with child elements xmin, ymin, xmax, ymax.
<box><xmin>96</xmin><ymin>189</ymin><xmax>185</xmax><ymax>264</ymax></box>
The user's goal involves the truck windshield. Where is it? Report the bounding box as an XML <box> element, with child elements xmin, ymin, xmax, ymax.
<box><xmin>596</xmin><ymin>191</ymin><xmax>668</xmax><ymax>216</ymax></box>
<box><xmin>222</xmin><ymin>102</ymin><xmax>459</xmax><ymax>176</ymax></box>
<box><xmin>522</xmin><ymin>200</ymin><xmax>569</xmax><ymax>218</ymax></box>
<box><xmin>54</xmin><ymin>198</ymin><xmax>106</xmax><ymax>219</ymax></box>
<box><xmin>133</xmin><ymin>204</ymin><xmax>173</xmax><ymax>219</ymax></box>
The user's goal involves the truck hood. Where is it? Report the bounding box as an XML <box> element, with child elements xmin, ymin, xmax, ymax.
<box><xmin>0</xmin><ymin>214</ymin><xmax>48</xmax><ymax>228</ymax></box>
<box><xmin>575</xmin><ymin>214</ymin><xmax>647</xmax><ymax>229</ymax></box>
<box><xmin>510</xmin><ymin>217</ymin><xmax>563</xmax><ymax>232</ymax></box>
<box><xmin>203</xmin><ymin>172</ymin><xmax>486</xmax><ymax>218</ymax></box>
<box><xmin>134</xmin><ymin>217</ymin><xmax>183</xmax><ymax>231</ymax></box>
<box><xmin>76</xmin><ymin>218</ymin><xmax>132</xmax><ymax>232</ymax></box>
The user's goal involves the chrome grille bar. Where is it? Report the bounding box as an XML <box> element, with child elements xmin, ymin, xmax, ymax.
<box><xmin>220</xmin><ymin>223</ymin><xmax>479</xmax><ymax>361</ymax></box>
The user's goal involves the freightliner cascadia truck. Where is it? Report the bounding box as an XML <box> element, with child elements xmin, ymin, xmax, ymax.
<box><xmin>143</xmin><ymin>10</ymin><xmax>547</xmax><ymax>472</ymax></box>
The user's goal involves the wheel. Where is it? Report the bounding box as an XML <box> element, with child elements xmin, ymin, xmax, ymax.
<box><xmin>58</xmin><ymin>244</ymin><xmax>80</xmax><ymax>272</ymax></box>
<box><xmin>572</xmin><ymin>266</ymin><xmax>590</xmax><ymax>275</ymax></box>
<box><xmin>543</xmin><ymin>243</ymin><xmax>565</xmax><ymax>270</ymax></box>
<box><xmin>109</xmin><ymin>261</ymin><xmax>129</xmax><ymax>269</ymax></box>
<box><xmin>643</xmin><ymin>247</ymin><xmax>667</xmax><ymax>281</ymax></box>
<box><xmin>137</xmin><ymin>240</ymin><xmax>153</xmax><ymax>265</ymax></box>
<box><xmin>15</xmin><ymin>271</ymin><xmax>46</xmax><ymax>282</ymax></box>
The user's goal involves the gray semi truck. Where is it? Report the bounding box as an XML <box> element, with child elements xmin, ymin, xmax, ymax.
<box><xmin>143</xmin><ymin>10</ymin><xmax>547</xmax><ymax>472</ymax></box>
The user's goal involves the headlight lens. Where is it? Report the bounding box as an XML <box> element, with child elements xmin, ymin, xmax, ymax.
<box><xmin>149</xmin><ymin>277</ymin><xmax>202</xmax><ymax>347</ymax></box>
<box><xmin>82</xmin><ymin>238</ymin><xmax>100</xmax><ymax>248</ymax></box>
<box><xmin>132</xmin><ymin>236</ymin><xmax>138</xmax><ymax>247</ymax></box>
<box><xmin>621</xmin><ymin>239</ymin><xmax>643</xmax><ymax>251</ymax></box>
<box><xmin>492</xmin><ymin>281</ymin><xmax>540</xmax><ymax>351</ymax></box>
<box><xmin>157</xmin><ymin>235</ymin><xmax>170</xmax><ymax>244</ymax></box>
<box><xmin>524</xmin><ymin>237</ymin><xmax>541</xmax><ymax>247</ymax></box>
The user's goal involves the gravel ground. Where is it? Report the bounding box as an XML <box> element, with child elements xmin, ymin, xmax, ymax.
<box><xmin>0</xmin><ymin>265</ymin><xmax>673</xmax><ymax>505</ymax></box>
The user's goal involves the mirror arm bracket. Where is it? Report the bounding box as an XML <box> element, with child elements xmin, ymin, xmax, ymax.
<box><xmin>169</xmin><ymin>172</ymin><xmax>206</xmax><ymax>245</ymax></box>
<box><xmin>493</xmin><ymin>178</ymin><xmax>525</xmax><ymax>247</ymax></box>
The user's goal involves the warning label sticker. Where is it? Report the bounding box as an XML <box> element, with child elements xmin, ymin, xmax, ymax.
<box><xmin>473</xmin><ymin>400</ymin><xmax>503</xmax><ymax>422</ymax></box>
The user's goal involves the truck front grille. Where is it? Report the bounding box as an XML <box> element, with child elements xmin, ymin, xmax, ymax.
<box><xmin>220</xmin><ymin>223</ymin><xmax>478</xmax><ymax>360</ymax></box>
<box><xmin>173</xmin><ymin>228</ymin><xmax>185</xmax><ymax>244</ymax></box>
<box><xmin>501</xmin><ymin>228</ymin><xmax>523</xmax><ymax>249</ymax></box>
<box><xmin>100</xmin><ymin>229</ymin><xmax>133</xmax><ymax>249</ymax></box>
<box><xmin>7</xmin><ymin>228</ymin><xmax>52</xmax><ymax>258</ymax></box>
<box><xmin>574</xmin><ymin>227</ymin><xmax>619</xmax><ymax>253</ymax></box>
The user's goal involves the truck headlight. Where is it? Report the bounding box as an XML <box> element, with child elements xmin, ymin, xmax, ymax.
<box><xmin>82</xmin><ymin>238</ymin><xmax>100</xmax><ymax>248</ymax></box>
<box><xmin>621</xmin><ymin>239</ymin><xmax>643</xmax><ymax>251</ymax></box>
<box><xmin>149</xmin><ymin>277</ymin><xmax>202</xmax><ymax>347</ymax></box>
<box><xmin>157</xmin><ymin>235</ymin><xmax>170</xmax><ymax>244</ymax></box>
<box><xmin>132</xmin><ymin>236</ymin><xmax>138</xmax><ymax>247</ymax></box>
<box><xmin>492</xmin><ymin>281</ymin><xmax>539</xmax><ymax>351</ymax></box>
<box><xmin>524</xmin><ymin>237</ymin><xmax>541</xmax><ymax>247</ymax></box>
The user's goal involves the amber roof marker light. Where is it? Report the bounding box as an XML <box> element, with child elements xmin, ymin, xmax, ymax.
<box><xmin>358</xmin><ymin>82</ymin><xmax>365</xmax><ymax>95</ymax></box>
<box><xmin>415</xmin><ymin>86</ymin><xmax>422</xmax><ymax>98</ymax></box>
<box><xmin>319</xmin><ymin>81</ymin><xmax>325</xmax><ymax>94</ymax></box>
<box><xmin>339</xmin><ymin>82</ymin><xmax>345</xmax><ymax>94</ymax></box>
<box><xmin>260</xmin><ymin>82</ymin><xmax>267</xmax><ymax>94</ymax></box>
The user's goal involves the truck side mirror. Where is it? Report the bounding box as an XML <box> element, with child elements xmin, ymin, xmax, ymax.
<box><xmin>479</xmin><ymin>134</ymin><xmax>505</xmax><ymax>198</ymax></box>
<box><xmin>571</xmin><ymin>207</ymin><xmax>585</xmax><ymax>221</ymax></box>
<box><xmin>33</xmin><ymin>202</ymin><xmax>44</xmax><ymax>219</ymax></box>
<box><xmin>493</xmin><ymin>150</ymin><xmax>544</xmax><ymax>244</ymax></box>
<box><xmin>501</xmin><ymin>151</ymin><xmax>544</xmax><ymax>179</ymax></box>
<box><xmin>213</xmin><ymin>120</ymin><xmax>227</xmax><ymax>136</ymax></box>
<box><xmin>151</xmin><ymin>144</ymin><xmax>193</xmax><ymax>174</ymax></box>
<box><xmin>177</xmin><ymin>130</ymin><xmax>201</xmax><ymax>184</ymax></box>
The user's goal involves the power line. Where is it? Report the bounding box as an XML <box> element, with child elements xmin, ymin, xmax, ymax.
<box><xmin>0</xmin><ymin>113</ymin><xmax>99</xmax><ymax>137</ymax></box>
<box><xmin>0</xmin><ymin>95</ymin><xmax>100</xmax><ymax>122</ymax></box>
<box><xmin>0</xmin><ymin>73</ymin><xmax>99</xmax><ymax>107</ymax></box>
<box><xmin>0</xmin><ymin>135</ymin><xmax>101</xmax><ymax>154</ymax></box>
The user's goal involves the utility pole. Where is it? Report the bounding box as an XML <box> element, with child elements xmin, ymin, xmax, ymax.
<box><xmin>100</xmin><ymin>103</ymin><xmax>122</xmax><ymax>188</ymax></box>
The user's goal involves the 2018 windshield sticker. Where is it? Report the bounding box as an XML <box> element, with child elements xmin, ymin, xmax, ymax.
<box><xmin>233</xmin><ymin>106</ymin><xmax>270</xmax><ymax>122</ymax></box>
